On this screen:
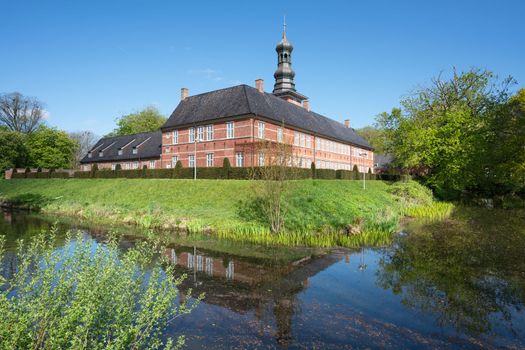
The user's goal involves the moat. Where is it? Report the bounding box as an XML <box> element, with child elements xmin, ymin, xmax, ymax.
<box><xmin>1</xmin><ymin>208</ymin><xmax>524</xmax><ymax>349</ymax></box>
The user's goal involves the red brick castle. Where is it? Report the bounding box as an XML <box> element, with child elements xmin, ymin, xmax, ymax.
<box><xmin>80</xmin><ymin>26</ymin><xmax>374</xmax><ymax>172</ymax></box>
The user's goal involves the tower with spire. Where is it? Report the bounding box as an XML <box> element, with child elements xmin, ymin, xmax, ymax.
<box><xmin>272</xmin><ymin>18</ymin><xmax>308</xmax><ymax>106</ymax></box>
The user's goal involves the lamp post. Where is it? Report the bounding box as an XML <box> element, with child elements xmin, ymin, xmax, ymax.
<box><xmin>359</xmin><ymin>152</ymin><xmax>368</xmax><ymax>189</ymax></box>
<box><xmin>194</xmin><ymin>134</ymin><xmax>197</xmax><ymax>180</ymax></box>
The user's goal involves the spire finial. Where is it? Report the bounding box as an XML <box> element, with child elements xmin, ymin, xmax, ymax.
<box><xmin>283</xmin><ymin>15</ymin><xmax>287</xmax><ymax>40</ymax></box>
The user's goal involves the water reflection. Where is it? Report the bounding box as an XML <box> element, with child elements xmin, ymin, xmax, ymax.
<box><xmin>1</xmin><ymin>208</ymin><xmax>525</xmax><ymax>349</ymax></box>
<box><xmin>378</xmin><ymin>208</ymin><xmax>525</xmax><ymax>338</ymax></box>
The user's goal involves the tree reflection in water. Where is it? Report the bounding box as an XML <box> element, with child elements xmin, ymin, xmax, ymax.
<box><xmin>377</xmin><ymin>208</ymin><xmax>525</xmax><ymax>336</ymax></box>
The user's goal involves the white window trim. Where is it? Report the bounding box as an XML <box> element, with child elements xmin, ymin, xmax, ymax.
<box><xmin>206</xmin><ymin>153</ymin><xmax>214</xmax><ymax>167</ymax></box>
<box><xmin>258</xmin><ymin>121</ymin><xmax>265</xmax><ymax>139</ymax></box>
<box><xmin>206</xmin><ymin>125</ymin><xmax>213</xmax><ymax>141</ymax></box>
<box><xmin>226</xmin><ymin>122</ymin><xmax>234</xmax><ymax>139</ymax></box>
<box><xmin>197</xmin><ymin>126</ymin><xmax>204</xmax><ymax>141</ymax></box>
<box><xmin>235</xmin><ymin>152</ymin><xmax>244</xmax><ymax>167</ymax></box>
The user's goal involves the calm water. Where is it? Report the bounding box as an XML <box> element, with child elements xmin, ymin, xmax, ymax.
<box><xmin>1</xmin><ymin>209</ymin><xmax>524</xmax><ymax>349</ymax></box>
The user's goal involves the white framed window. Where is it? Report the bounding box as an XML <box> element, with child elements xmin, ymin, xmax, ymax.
<box><xmin>111</xmin><ymin>163</ymin><xmax>116</xmax><ymax>170</ymax></box>
<box><xmin>235</xmin><ymin>152</ymin><xmax>244</xmax><ymax>167</ymax></box>
<box><xmin>258</xmin><ymin>121</ymin><xmax>265</xmax><ymax>139</ymax></box>
<box><xmin>206</xmin><ymin>125</ymin><xmax>213</xmax><ymax>141</ymax></box>
<box><xmin>226</xmin><ymin>121</ymin><xmax>234</xmax><ymax>139</ymax></box>
<box><xmin>88</xmin><ymin>152</ymin><xmax>92</xmax><ymax>158</ymax></box>
<box><xmin>277</xmin><ymin>127</ymin><xmax>283</xmax><ymax>143</ymax></box>
<box><xmin>206</xmin><ymin>153</ymin><xmax>214</xmax><ymax>167</ymax></box>
<box><xmin>149</xmin><ymin>160</ymin><xmax>156</xmax><ymax>169</ymax></box>
<box><xmin>300</xmin><ymin>133</ymin><xmax>305</xmax><ymax>148</ymax></box>
<box><xmin>118</xmin><ymin>149</ymin><xmax>123</xmax><ymax>155</ymax></box>
<box><xmin>171</xmin><ymin>155</ymin><xmax>178</xmax><ymax>167</ymax></box>
<box><xmin>132</xmin><ymin>147</ymin><xmax>138</xmax><ymax>155</ymax></box>
<box><xmin>258</xmin><ymin>152</ymin><xmax>265</xmax><ymax>166</ymax></box>
<box><xmin>306</xmin><ymin>135</ymin><xmax>311</xmax><ymax>149</ymax></box>
<box><xmin>99</xmin><ymin>151</ymin><xmax>103</xmax><ymax>157</ymax></box>
<box><xmin>188</xmin><ymin>154</ymin><xmax>195</xmax><ymax>168</ymax></box>
<box><xmin>197</xmin><ymin>126</ymin><xmax>204</xmax><ymax>141</ymax></box>
<box><xmin>133</xmin><ymin>161</ymin><xmax>139</xmax><ymax>169</ymax></box>
<box><xmin>294</xmin><ymin>131</ymin><xmax>299</xmax><ymax>146</ymax></box>
<box><xmin>189</xmin><ymin>127</ymin><xmax>195</xmax><ymax>143</ymax></box>
<box><xmin>172</xmin><ymin>130</ymin><xmax>178</xmax><ymax>144</ymax></box>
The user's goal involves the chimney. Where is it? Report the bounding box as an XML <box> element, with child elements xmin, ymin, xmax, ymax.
<box><xmin>303</xmin><ymin>99</ymin><xmax>310</xmax><ymax>111</ymax></box>
<box><xmin>344</xmin><ymin>119</ymin><xmax>350</xmax><ymax>128</ymax></box>
<box><xmin>181</xmin><ymin>87</ymin><xmax>189</xmax><ymax>101</ymax></box>
<box><xmin>255</xmin><ymin>79</ymin><xmax>264</xmax><ymax>93</ymax></box>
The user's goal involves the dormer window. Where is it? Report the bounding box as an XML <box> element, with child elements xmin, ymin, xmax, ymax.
<box><xmin>132</xmin><ymin>147</ymin><xmax>138</xmax><ymax>154</ymax></box>
<box><xmin>88</xmin><ymin>152</ymin><xmax>92</xmax><ymax>158</ymax></box>
<box><xmin>118</xmin><ymin>149</ymin><xmax>123</xmax><ymax>155</ymax></box>
<box><xmin>99</xmin><ymin>151</ymin><xmax>103</xmax><ymax>157</ymax></box>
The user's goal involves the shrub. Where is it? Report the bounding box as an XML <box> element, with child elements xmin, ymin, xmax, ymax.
<box><xmin>352</xmin><ymin>165</ymin><xmax>359</xmax><ymax>179</ymax></box>
<box><xmin>73</xmin><ymin>171</ymin><xmax>91</xmax><ymax>178</ymax></box>
<box><xmin>316</xmin><ymin>169</ymin><xmax>337</xmax><ymax>179</ymax></box>
<box><xmin>387</xmin><ymin>181</ymin><xmax>433</xmax><ymax>206</ymax></box>
<box><xmin>90</xmin><ymin>163</ymin><xmax>99</xmax><ymax>178</ymax></box>
<box><xmin>311</xmin><ymin>162</ymin><xmax>316</xmax><ymax>179</ymax></box>
<box><xmin>0</xmin><ymin>230</ymin><xmax>201</xmax><ymax>349</ymax></box>
<box><xmin>115</xmin><ymin>163</ymin><xmax>122</xmax><ymax>171</ymax></box>
<box><xmin>222</xmin><ymin>157</ymin><xmax>231</xmax><ymax>179</ymax></box>
<box><xmin>173</xmin><ymin>160</ymin><xmax>183</xmax><ymax>178</ymax></box>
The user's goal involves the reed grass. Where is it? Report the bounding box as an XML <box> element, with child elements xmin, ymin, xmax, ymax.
<box><xmin>404</xmin><ymin>202</ymin><xmax>454</xmax><ymax>221</ymax></box>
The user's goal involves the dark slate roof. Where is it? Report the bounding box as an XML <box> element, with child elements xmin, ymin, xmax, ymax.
<box><xmin>162</xmin><ymin>85</ymin><xmax>373</xmax><ymax>149</ymax></box>
<box><xmin>79</xmin><ymin>131</ymin><xmax>161</xmax><ymax>164</ymax></box>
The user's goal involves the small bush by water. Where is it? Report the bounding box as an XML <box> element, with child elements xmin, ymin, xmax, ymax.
<box><xmin>0</xmin><ymin>229</ymin><xmax>201</xmax><ymax>349</ymax></box>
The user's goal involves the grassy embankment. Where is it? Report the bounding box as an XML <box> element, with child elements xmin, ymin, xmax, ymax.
<box><xmin>0</xmin><ymin>179</ymin><xmax>452</xmax><ymax>248</ymax></box>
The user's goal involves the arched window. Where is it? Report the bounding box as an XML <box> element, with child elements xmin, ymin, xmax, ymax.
<box><xmin>284</xmin><ymin>53</ymin><xmax>288</xmax><ymax>59</ymax></box>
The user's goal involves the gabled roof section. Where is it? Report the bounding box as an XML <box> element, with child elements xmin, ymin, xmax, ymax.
<box><xmin>162</xmin><ymin>84</ymin><xmax>372</xmax><ymax>150</ymax></box>
<box><xmin>80</xmin><ymin>131</ymin><xmax>162</xmax><ymax>164</ymax></box>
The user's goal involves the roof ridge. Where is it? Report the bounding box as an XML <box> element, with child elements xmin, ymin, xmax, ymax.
<box><xmin>185</xmin><ymin>84</ymin><xmax>246</xmax><ymax>100</ymax></box>
<box><xmin>242</xmin><ymin>85</ymin><xmax>254</xmax><ymax>114</ymax></box>
<box><xmin>99</xmin><ymin>130</ymin><xmax>160</xmax><ymax>141</ymax></box>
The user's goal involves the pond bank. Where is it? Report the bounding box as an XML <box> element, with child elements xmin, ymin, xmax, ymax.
<box><xmin>0</xmin><ymin>178</ymin><xmax>450</xmax><ymax>248</ymax></box>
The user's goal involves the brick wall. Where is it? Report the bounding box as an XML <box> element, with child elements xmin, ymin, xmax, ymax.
<box><xmin>161</xmin><ymin>116</ymin><xmax>374</xmax><ymax>172</ymax></box>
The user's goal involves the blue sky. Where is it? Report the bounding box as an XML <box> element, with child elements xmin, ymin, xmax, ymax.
<box><xmin>1</xmin><ymin>0</ymin><xmax>523</xmax><ymax>136</ymax></box>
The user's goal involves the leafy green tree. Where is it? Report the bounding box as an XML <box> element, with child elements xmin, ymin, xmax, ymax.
<box><xmin>0</xmin><ymin>230</ymin><xmax>201</xmax><ymax>349</ymax></box>
<box><xmin>356</xmin><ymin>125</ymin><xmax>387</xmax><ymax>153</ymax></box>
<box><xmin>480</xmin><ymin>88</ymin><xmax>525</xmax><ymax>195</ymax></box>
<box><xmin>26</xmin><ymin>126</ymin><xmax>78</xmax><ymax>169</ymax></box>
<box><xmin>107</xmin><ymin>106</ymin><xmax>166</xmax><ymax>136</ymax></box>
<box><xmin>377</xmin><ymin>68</ymin><xmax>516</xmax><ymax>199</ymax></box>
<box><xmin>0</xmin><ymin>130</ymin><xmax>29</xmax><ymax>172</ymax></box>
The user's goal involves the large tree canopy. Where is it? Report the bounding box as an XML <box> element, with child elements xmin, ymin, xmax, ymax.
<box><xmin>0</xmin><ymin>92</ymin><xmax>45</xmax><ymax>133</ymax></box>
<box><xmin>377</xmin><ymin>68</ymin><xmax>522</xmax><ymax>199</ymax></box>
<box><xmin>0</xmin><ymin>130</ymin><xmax>29</xmax><ymax>172</ymax></box>
<box><xmin>107</xmin><ymin>106</ymin><xmax>166</xmax><ymax>136</ymax></box>
<box><xmin>26</xmin><ymin>126</ymin><xmax>78</xmax><ymax>169</ymax></box>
